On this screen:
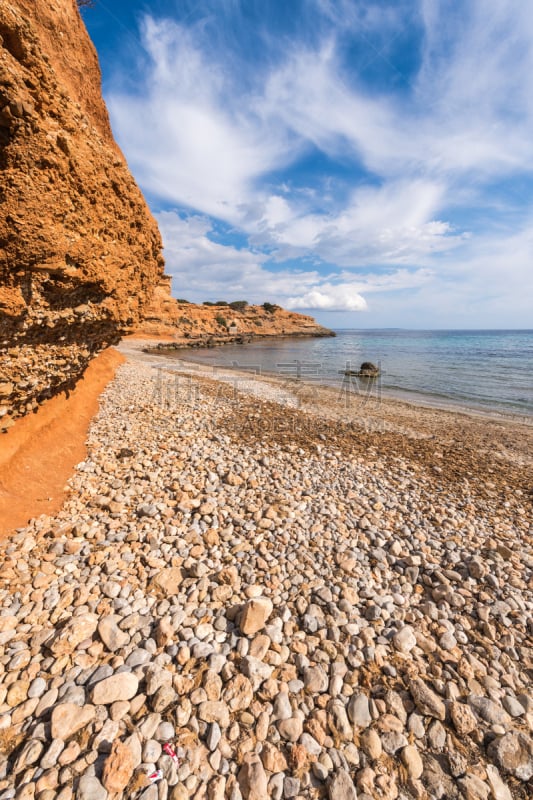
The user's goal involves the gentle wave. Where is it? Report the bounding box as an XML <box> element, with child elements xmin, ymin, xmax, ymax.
<box><xmin>166</xmin><ymin>329</ymin><xmax>533</xmax><ymax>417</ymax></box>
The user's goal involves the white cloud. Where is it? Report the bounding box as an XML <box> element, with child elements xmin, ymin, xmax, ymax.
<box><xmin>157</xmin><ymin>210</ymin><xmax>325</xmax><ymax>303</ymax></box>
<box><xmin>157</xmin><ymin>206</ymin><xmax>533</xmax><ymax>325</ymax></box>
<box><xmin>158</xmin><ymin>210</ymin><xmax>439</xmax><ymax>313</ymax></box>
<box><xmin>316</xmin><ymin>0</ymin><xmax>412</xmax><ymax>34</ymax></box>
<box><xmin>260</xmin><ymin>12</ymin><xmax>533</xmax><ymax>183</ymax></box>
<box><xmin>284</xmin><ymin>265</ymin><xmax>434</xmax><ymax>312</ymax></box>
<box><xmin>102</xmin><ymin>1</ymin><xmax>533</xmax><ymax>326</ymax></box>
<box><xmin>250</xmin><ymin>180</ymin><xmax>465</xmax><ymax>267</ymax></box>
<box><xmin>157</xmin><ymin>211</ymin><xmax>267</xmax><ymax>299</ymax></box>
<box><xmin>287</xmin><ymin>286</ymin><xmax>367</xmax><ymax>312</ymax></box>
<box><xmin>108</xmin><ymin>18</ymin><xmax>298</xmax><ymax>223</ymax></box>
<box><xmin>337</xmin><ymin>268</ymin><xmax>434</xmax><ymax>293</ymax></box>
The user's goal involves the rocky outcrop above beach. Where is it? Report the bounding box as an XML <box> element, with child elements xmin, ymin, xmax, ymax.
<box><xmin>137</xmin><ymin>295</ymin><xmax>334</xmax><ymax>345</ymax></box>
<box><xmin>0</xmin><ymin>0</ymin><xmax>167</xmax><ymax>430</ymax></box>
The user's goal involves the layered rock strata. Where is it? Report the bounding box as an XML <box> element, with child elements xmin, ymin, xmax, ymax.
<box><xmin>0</xmin><ymin>0</ymin><xmax>167</xmax><ymax>430</ymax></box>
<box><xmin>138</xmin><ymin>299</ymin><xmax>334</xmax><ymax>345</ymax></box>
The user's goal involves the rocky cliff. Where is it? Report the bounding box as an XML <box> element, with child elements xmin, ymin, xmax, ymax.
<box><xmin>0</xmin><ymin>0</ymin><xmax>168</xmax><ymax>431</ymax></box>
<box><xmin>137</xmin><ymin>297</ymin><xmax>334</xmax><ymax>345</ymax></box>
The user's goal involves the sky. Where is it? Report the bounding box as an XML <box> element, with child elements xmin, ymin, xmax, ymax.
<box><xmin>82</xmin><ymin>0</ymin><xmax>533</xmax><ymax>329</ymax></box>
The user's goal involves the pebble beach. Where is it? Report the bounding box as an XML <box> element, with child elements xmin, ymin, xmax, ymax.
<box><xmin>0</xmin><ymin>343</ymin><xmax>531</xmax><ymax>800</ymax></box>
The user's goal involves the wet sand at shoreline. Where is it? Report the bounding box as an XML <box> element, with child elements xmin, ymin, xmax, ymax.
<box><xmin>125</xmin><ymin>338</ymin><xmax>533</xmax><ymax>502</ymax></box>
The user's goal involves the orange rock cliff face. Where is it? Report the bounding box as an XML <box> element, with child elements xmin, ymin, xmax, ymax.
<box><xmin>0</xmin><ymin>0</ymin><xmax>168</xmax><ymax>430</ymax></box>
<box><xmin>0</xmin><ymin>0</ymin><xmax>332</xmax><ymax>431</ymax></box>
<box><xmin>138</xmin><ymin>294</ymin><xmax>334</xmax><ymax>344</ymax></box>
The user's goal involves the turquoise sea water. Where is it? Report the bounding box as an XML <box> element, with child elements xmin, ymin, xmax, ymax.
<box><xmin>173</xmin><ymin>330</ymin><xmax>533</xmax><ymax>417</ymax></box>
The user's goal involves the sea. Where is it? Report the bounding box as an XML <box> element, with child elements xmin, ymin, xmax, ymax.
<box><xmin>171</xmin><ymin>329</ymin><xmax>533</xmax><ymax>418</ymax></box>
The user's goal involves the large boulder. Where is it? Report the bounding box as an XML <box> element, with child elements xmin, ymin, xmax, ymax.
<box><xmin>359</xmin><ymin>361</ymin><xmax>380</xmax><ymax>377</ymax></box>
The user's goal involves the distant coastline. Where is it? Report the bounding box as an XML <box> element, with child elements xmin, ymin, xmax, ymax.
<box><xmin>144</xmin><ymin>328</ymin><xmax>533</xmax><ymax>419</ymax></box>
<box><xmin>143</xmin><ymin>326</ymin><xmax>336</xmax><ymax>353</ymax></box>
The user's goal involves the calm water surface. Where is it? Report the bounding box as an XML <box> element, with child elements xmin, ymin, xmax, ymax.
<box><xmin>170</xmin><ymin>330</ymin><xmax>533</xmax><ymax>417</ymax></box>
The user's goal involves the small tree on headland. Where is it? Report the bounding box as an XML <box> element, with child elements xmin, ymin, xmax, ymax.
<box><xmin>77</xmin><ymin>0</ymin><xmax>96</xmax><ymax>8</ymax></box>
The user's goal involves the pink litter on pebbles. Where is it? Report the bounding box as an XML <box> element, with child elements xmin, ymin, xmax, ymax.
<box><xmin>163</xmin><ymin>742</ymin><xmax>179</xmax><ymax>765</ymax></box>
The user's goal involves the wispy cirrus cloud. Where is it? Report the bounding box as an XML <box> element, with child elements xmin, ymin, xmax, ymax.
<box><xmin>97</xmin><ymin>0</ymin><xmax>533</xmax><ymax>322</ymax></box>
<box><xmin>250</xmin><ymin>179</ymin><xmax>467</xmax><ymax>267</ymax></box>
<box><xmin>108</xmin><ymin>18</ymin><xmax>299</xmax><ymax>223</ymax></box>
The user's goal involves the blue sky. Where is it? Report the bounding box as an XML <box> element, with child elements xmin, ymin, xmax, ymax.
<box><xmin>83</xmin><ymin>0</ymin><xmax>533</xmax><ymax>328</ymax></box>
